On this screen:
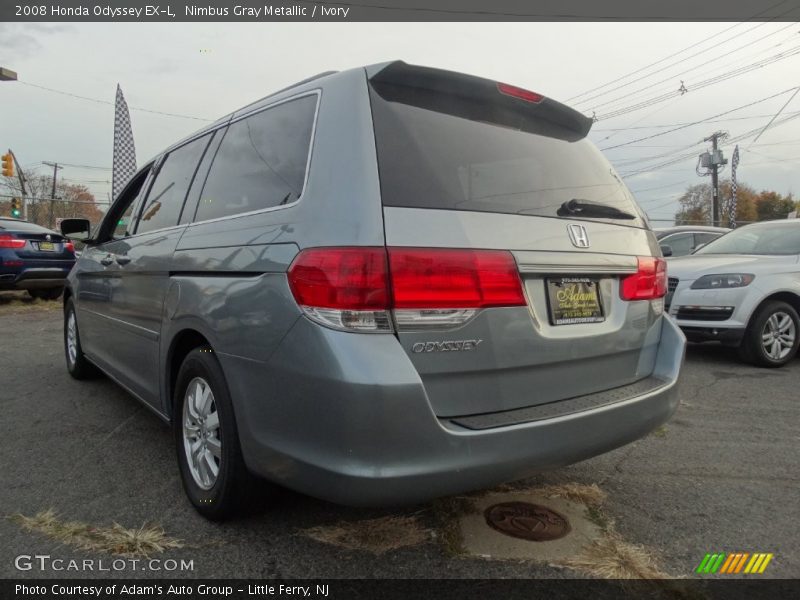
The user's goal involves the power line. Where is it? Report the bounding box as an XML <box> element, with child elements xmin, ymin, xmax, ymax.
<box><xmin>620</xmin><ymin>109</ymin><xmax>800</xmax><ymax>177</ymax></box>
<box><xmin>595</xmin><ymin>45</ymin><xmax>800</xmax><ymax>121</ymax></box>
<box><xmin>592</xmin><ymin>109</ymin><xmax>800</xmax><ymax>131</ymax></box>
<box><xmin>749</xmin><ymin>86</ymin><xmax>800</xmax><ymax>145</ymax></box>
<box><xmin>565</xmin><ymin>0</ymin><xmax>794</xmax><ymax>103</ymax></box>
<box><xmin>576</xmin><ymin>18</ymin><xmax>799</xmax><ymax>109</ymax></box>
<box><xmin>600</xmin><ymin>86</ymin><xmax>800</xmax><ymax>151</ymax></box>
<box><xmin>629</xmin><ymin>180</ymin><xmax>690</xmax><ymax>193</ymax></box>
<box><xmin>54</xmin><ymin>162</ymin><xmax>112</xmax><ymax>171</ymax></box>
<box><xmin>17</xmin><ymin>81</ymin><xmax>213</xmax><ymax>122</ymax></box>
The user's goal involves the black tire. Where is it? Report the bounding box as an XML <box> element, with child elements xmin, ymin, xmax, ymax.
<box><xmin>30</xmin><ymin>287</ymin><xmax>64</xmax><ymax>301</ymax></box>
<box><xmin>174</xmin><ymin>347</ymin><xmax>258</xmax><ymax>520</ymax></box>
<box><xmin>738</xmin><ymin>300</ymin><xmax>800</xmax><ymax>368</ymax></box>
<box><xmin>64</xmin><ymin>297</ymin><xmax>100</xmax><ymax>379</ymax></box>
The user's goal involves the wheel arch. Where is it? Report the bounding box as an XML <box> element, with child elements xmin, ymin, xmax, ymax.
<box><xmin>748</xmin><ymin>290</ymin><xmax>800</xmax><ymax>326</ymax></box>
<box><xmin>166</xmin><ymin>328</ymin><xmax>213</xmax><ymax>422</ymax></box>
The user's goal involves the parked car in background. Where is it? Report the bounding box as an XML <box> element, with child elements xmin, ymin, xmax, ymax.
<box><xmin>655</xmin><ymin>225</ymin><xmax>729</xmax><ymax>257</ymax></box>
<box><xmin>60</xmin><ymin>61</ymin><xmax>685</xmax><ymax>519</ymax></box>
<box><xmin>0</xmin><ymin>217</ymin><xmax>76</xmax><ymax>299</ymax></box>
<box><xmin>667</xmin><ymin>220</ymin><xmax>800</xmax><ymax>367</ymax></box>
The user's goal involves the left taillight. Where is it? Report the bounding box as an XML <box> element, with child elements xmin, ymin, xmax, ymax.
<box><xmin>287</xmin><ymin>247</ymin><xmax>392</xmax><ymax>332</ymax></box>
<box><xmin>0</xmin><ymin>234</ymin><xmax>26</xmax><ymax>249</ymax></box>
<box><xmin>621</xmin><ymin>257</ymin><xmax>667</xmax><ymax>301</ymax></box>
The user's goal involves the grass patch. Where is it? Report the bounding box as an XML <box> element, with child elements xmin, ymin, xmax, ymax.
<box><xmin>429</xmin><ymin>496</ymin><xmax>479</xmax><ymax>556</ymax></box>
<box><xmin>9</xmin><ymin>509</ymin><xmax>183</xmax><ymax>558</ymax></box>
<box><xmin>0</xmin><ymin>292</ymin><xmax>60</xmax><ymax>314</ymax></box>
<box><xmin>533</xmin><ymin>482</ymin><xmax>607</xmax><ymax>508</ymax></box>
<box><xmin>652</xmin><ymin>426</ymin><xmax>668</xmax><ymax>439</ymax></box>
<box><xmin>555</xmin><ymin>532</ymin><xmax>671</xmax><ymax>579</ymax></box>
<box><xmin>586</xmin><ymin>505</ymin><xmax>613</xmax><ymax>532</ymax></box>
<box><xmin>300</xmin><ymin>515</ymin><xmax>431</xmax><ymax>555</ymax></box>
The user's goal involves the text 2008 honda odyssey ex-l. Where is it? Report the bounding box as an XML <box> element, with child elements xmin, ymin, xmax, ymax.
<box><xmin>60</xmin><ymin>61</ymin><xmax>685</xmax><ymax>519</ymax></box>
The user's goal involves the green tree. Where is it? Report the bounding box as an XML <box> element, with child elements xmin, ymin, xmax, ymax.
<box><xmin>755</xmin><ymin>190</ymin><xmax>795</xmax><ymax>221</ymax></box>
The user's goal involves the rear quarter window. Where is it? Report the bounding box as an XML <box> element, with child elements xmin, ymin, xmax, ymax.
<box><xmin>193</xmin><ymin>93</ymin><xmax>318</xmax><ymax>223</ymax></box>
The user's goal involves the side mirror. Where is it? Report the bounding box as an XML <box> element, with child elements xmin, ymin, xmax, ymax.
<box><xmin>60</xmin><ymin>218</ymin><xmax>92</xmax><ymax>242</ymax></box>
<box><xmin>691</xmin><ymin>243</ymin><xmax>707</xmax><ymax>254</ymax></box>
<box><xmin>660</xmin><ymin>244</ymin><xmax>673</xmax><ymax>257</ymax></box>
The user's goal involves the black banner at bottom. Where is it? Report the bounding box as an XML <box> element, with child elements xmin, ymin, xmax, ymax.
<box><xmin>3</xmin><ymin>579</ymin><xmax>799</xmax><ymax>600</ymax></box>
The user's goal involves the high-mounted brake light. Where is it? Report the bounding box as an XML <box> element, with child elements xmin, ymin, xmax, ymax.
<box><xmin>497</xmin><ymin>82</ymin><xmax>544</xmax><ymax>104</ymax></box>
<box><xmin>287</xmin><ymin>247</ymin><xmax>526</xmax><ymax>332</ymax></box>
<box><xmin>621</xmin><ymin>257</ymin><xmax>667</xmax><ymax>301</ymax></box>
<box><xmin>0</xmin><ymin>234</ymin><xmax>26</xmax><ymax>249</ymax></box>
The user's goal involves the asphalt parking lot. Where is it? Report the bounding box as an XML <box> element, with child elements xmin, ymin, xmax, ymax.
<box><xmin>1</xmin><ymin>292</ymin><xmax>798</xmax><ymax>580</ymax></box>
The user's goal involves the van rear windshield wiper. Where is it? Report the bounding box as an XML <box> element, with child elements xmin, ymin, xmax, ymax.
<box><xmin>558</xmin><ymin>199</ymin><xmax>636</xmax><ymax>220</ymax></box>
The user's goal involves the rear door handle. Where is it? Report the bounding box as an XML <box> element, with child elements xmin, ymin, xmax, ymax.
<box><xmin>100</xmin><ymin>254</ymin><xmax>114</xmax><ymax>266</ymax></box>
<box><xmin>115</xmin><ymin>255</ymin><xmax>131</xmax><ymax>266</ymax></box>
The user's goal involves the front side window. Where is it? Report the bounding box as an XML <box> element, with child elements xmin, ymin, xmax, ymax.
<box><xmin>108</xmin><ymin>167</ymin><xmax>151</xmax><ymax>241</ymax></box>
<box><xmin>137</xmin><ymin>134</ymin><xmax>211</xmax><ymax>234</ymax></box>
<box><xmin>194</xmin><ymin>94</ymin><xmax>317</xmax><ymax>223</ymax></box>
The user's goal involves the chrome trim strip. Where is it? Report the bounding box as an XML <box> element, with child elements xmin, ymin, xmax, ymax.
<box><xmin>518</xmin><ymin>264</ymin><xmax>638</xmax><ymax>274</ymax></box>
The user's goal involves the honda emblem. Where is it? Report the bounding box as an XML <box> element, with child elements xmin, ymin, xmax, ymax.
<box><xmin>567</xmin><ymin>224</ymin><xmax>590</xmax><ymax>248</ymax></box>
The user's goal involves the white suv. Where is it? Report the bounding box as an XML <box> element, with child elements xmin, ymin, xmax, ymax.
<box><xmin>667</xmin><ymin>219</ymin><xmax>800</xmax><ymax>367</ymax></box>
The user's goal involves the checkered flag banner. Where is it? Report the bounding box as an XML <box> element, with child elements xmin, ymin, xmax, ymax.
<box><xmin>728</xmin><ymin>144</ymin><xmax>740</xmax><ymax>229</ymax></box>
<box><xmin>112</xmin><ymin>84</ymin><xmax>137</xmax><ymax>201</ymax></box>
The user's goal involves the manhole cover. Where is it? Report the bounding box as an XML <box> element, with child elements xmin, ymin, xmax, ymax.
<box><xmin>484</xmin><ymin>501</ymin><xmax>571</xmax><ymax>541</ymax></box>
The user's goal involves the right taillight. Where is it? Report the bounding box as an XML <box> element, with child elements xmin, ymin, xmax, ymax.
<box><xmin>287</xmin><ymin>247</ymin><xmax>526</xmax><ymax>332</ymax></box>
<box><xmin>621</xmin><ymin>257</ymin><xmax>667</xmax><ymax>301</ymax></box>
<box><xmin>0</xmin><ymin>234</ymin><xmax>26</xmax><ymax>249</ymax></box>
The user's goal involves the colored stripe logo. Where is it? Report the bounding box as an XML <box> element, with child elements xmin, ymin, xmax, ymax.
<box><xmin>695</xmin><ymin>552</ymin><xmax>774</xmax><ymax>574</ymax></box>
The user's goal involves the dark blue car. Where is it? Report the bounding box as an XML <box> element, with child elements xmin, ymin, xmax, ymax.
<box><xmin>0</xmin><ymin>217</ymin><xmax>76</xmax><ymax>299</ymax></box>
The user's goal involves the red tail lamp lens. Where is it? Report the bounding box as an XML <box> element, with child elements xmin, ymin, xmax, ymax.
<box><xmin>621</xmin><ymin>257</ymin><xmax>667</xmax><ymax>301</ymax></box>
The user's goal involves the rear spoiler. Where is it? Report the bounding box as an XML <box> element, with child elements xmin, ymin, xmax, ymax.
<box><xmin>367</xmin><ymin>61</ymin><xmax>592</xmax><ymax>142</ymax></box>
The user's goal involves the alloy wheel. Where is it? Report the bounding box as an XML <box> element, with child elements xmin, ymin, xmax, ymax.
<box><xmin>182</xmin><ymin>377</ymin><xmax>221</xmax><ymax>490</ymax></box>
<box><xmin>66</xmin><ymin>311</ymin><xmax>78</xmax><ymax>366</ymax></box>
<box><xmin>761</xmin><ymin>311</ymin><xmax>796</xmax><ymax>361</ymax></box>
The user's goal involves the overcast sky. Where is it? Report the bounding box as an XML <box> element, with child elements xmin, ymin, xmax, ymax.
<box><xmin>1</xmin><ymin>22</ymin><xmax>799</xmax><ymax>223</ymax></box>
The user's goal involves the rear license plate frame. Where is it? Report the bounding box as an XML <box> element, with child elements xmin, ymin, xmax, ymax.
<box><xmin>37</xmin><ymin>242</ymin><xmax>55</xmax><ymax>251</ymax></box>
<box><xmin>545</xmin><ymin>277</ymin><xmax>605</xmax><ymax>326</ymax></box>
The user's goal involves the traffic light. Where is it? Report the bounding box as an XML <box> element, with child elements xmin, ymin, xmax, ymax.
<box><xmin>1</xmin><ymin>152</ymin><xmax>13</xmax><ymax>177</ymax></box>
<box><xmin>10</xmin><ymin>197</ymin><xmax>22</xmax><ymax>218</ymax></box>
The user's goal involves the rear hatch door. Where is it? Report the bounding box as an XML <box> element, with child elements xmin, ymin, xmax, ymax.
<box><xmin>369</xmin><ymin>62</ymin><xmax>664</xmax><ymax>418</ymax></box>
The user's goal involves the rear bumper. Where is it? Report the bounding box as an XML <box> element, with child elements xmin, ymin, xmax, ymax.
<box><xmin>226</xmin><ymin>315</ymin><xmax>685</xmax><ymax>507</ymax></box>
<box><xmin>0</xmin><ymin>267</ymin><xmax>71</xmax><ymax>290</ymax></box>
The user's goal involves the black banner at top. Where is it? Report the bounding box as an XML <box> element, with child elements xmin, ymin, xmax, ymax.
<box><xmin>2</xmin><ymin>0</ymin><xmax>800</xmax><ymax>22</ymax></box>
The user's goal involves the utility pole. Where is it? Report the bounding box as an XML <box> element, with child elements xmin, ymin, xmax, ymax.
<box><xmin>701</xmin><ymin>132</ymin><xmax>728</xmax><ymax>227</ymax></box>
<box><xmin>43</xmin><ymin>161</ymin><xmax>62</xmax><ymax>229</ymax></box>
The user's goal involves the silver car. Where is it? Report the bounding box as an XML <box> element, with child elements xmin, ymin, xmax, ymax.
<box><xmin>667</xmin><ymin>219</ymin><xmax>800</xmax><ymax>367</ymax></box>
<box><xmin>60</xmin><ymin>61</ymin><xmax>685</xmax><ymax>519</ymax></box>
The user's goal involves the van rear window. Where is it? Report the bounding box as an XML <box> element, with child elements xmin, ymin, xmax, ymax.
<box><xmin>369</xmin><ymin>85</ymin><xmax>644</xmax><ymax>227</ymax></box>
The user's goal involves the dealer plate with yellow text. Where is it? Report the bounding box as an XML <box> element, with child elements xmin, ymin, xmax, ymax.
<box><xmin>546</xmin><ymin>277</ymin><xmax>604</xmax><ymax>325</ymax></box>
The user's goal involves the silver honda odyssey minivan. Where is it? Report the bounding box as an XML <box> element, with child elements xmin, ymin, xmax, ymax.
<box><xmin>60</xmin><ymin>61</ymin><xmax>685</xmax><ymax>519</ymax></box>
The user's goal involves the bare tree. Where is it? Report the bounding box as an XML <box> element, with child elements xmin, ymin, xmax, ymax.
<box><xmin>1</xmin><ymin>170</ymin><xmax>105</xmax><ymax>228</ymax></box>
